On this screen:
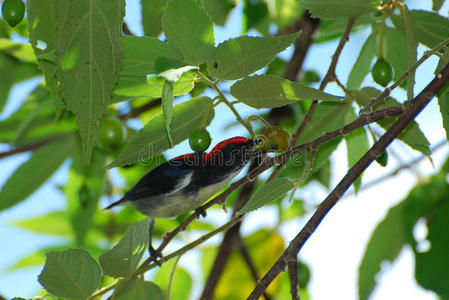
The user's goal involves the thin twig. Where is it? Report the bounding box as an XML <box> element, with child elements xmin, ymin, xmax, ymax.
<box><xmin>247</xmin><ymin>62</ymin><xmax>449</xmax><ymax>299</ymax></box>
<box><xmin>0</xmin><ymin>136</ymin><xmax>64</xmax><ymax>159</ymax></box>
<box><xmin>287</xmin><ymin>257</ymin><xmax>300</xmax><ymax>300</ymax></box>
<box><xmin>118</xmin><ymin>98</ymin><xmax>162</xmax><ymax>121</ymax></box>
<box><xmin>267</xmin><ymin>18</ymin><xmax>356</xmax><ymax>183</ymax></box>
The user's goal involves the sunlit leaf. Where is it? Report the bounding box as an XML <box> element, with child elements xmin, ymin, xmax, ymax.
<box><xmin>347</xmin><ymin>34</ymin><xmax>376</xmax><ymax>90</ymax></box>
<box><xmin>55</xmin><ymin>0</ymin><xmax>125</xmax><ymax>163</ymax></box>
<box><xmin>207</xmin><ymin>32</ymin><xmax>300</xmax><ymax>80</ymax></box>
<box><xmin>401</xmin><ymin>5</ymin><xmax>418</xmax><ymax>100</ymax></box>
<box><xmin>163</xmin><ymin>0</ymin><xmax>215</xmax><ymax>65</ymax></box>
<box><xmin>121</xmin><ymin>36</ymin><xmax>182</xmax><ymax>76</ymax></box>
<box><xmin>154</xmin><ymin>259</ymin><xmax>192</xmax><ymax>300</ymax></box>
<box><xmin>231</xmin><ymin>75</ymin><xmax>342</xmax><ymax>108</ymax></box>
<box><xmin>300</xmin><ymin>0</ymin><xmax>382</xmax><ymax>19</ymax></box>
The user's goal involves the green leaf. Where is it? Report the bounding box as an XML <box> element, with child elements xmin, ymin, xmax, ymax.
<box><xmin>107</xmin><ymin>97</ymin><xmax>214</xmax><ymax>168</ymax></box>
<box><xmin>0</xmin><ymin>136</ymin><xmax>75</xmax><ymax>212</ymax></box>
<box><xmin>347</xmin><ymin>33</ymin><xmax>376</xmax><ymax>90</ymax></box>
<box><xmin>27</xmin><ymin>0</ymin><xmax>62</xmax><ymax>109</ymax></box>
<box><xmin>55</xmin><ymin>0</ymin><xmax>125</xmax><ymax>163</ymax></box>
<box><xmin>203</xmin><ymin>0</ymin><xmax>235</xmax><ymax>26</ymax></box>
<box><xmin>358</xmin><ymin>201</ymin><xmax>407</xmax><ymax>300</ymax></box>
<box><xmin>113</xmin><ymin>72</ymin><xmax>196</xmax><ymax>100</ymax></box>
<box><xmin>162</xmin><ymin>0</ymin><xmax>215</xmax><ymax>65</ymax></box>
<box><xmin>300</xmin><ymin>0</ymin><xmax>381</xmax><ymax>19</ymax></box>
<box><xmin>162</xmin><ymin>80</ymin><xmax>175</xmax><ymax>147</ymax></box>
<box><xmin>38</xmin><ymin>248</ymin><xmax>102</xmax><ymax>299</ymax></box>
<box><xmin>66</xmin><ymin>147</ymin><xmax>106</xmax><ymax>246</ymax></box>
<box><xmin>432</xmin><ymin>0</ymin><xmax>445</xmax><ymax>12</ymax></box>
<box><xmin>231</xmin><ymin>75</ymin><xmax>343</xmax><ymax>108</ymax></box>
<box><xmin>297</xmin><ymin>101</ymin><xmax>355</xmax><ymax>144</ymax></box>
<box><xmin>351</xmin><ymin>87</ymin><xmax>430</xmax><ymax>155</ymax></box>
<box><xmin>116</xmin><ymin>278</ymin><xmax>166</xmax><ymax>300</ymax></box>
<box><xmin>243</xmin><ymin>0</ymin><xmax>269</xmax><ymax>34</ymax></box>
<box><xmin>382</xmin><ymin>26</ymin><xmax>408</xmax><ymax>83</ymax></box>
<box><xmin>437</xmin><ymin>85</ymin><xmax>449</xmax><ymax>141</ymax></box>
<box><xmin>207</xmin><ymin>32</ymin><xmax>300</xmax><ymax>80</ymax></box>
<box><xmin>280</xmin><ymin>137</ymin><xmax>342</xmax><ymax>183</ymax></box>
<box><xmin>12</xmin><ymin>98</ymin><xmax>51</xmax><ymax>145</ymax></box>
<box><xmin>213</xmin><ymin>229</ymin><xmax>285</xmax><ymax>298</ymax></box>
<box><xmin>10</xmin><ymin>211</ymin><xmax>72</xmax><ymax>236</ymax></box>
<box><xmin>121</xmin><ymin>36</ymin><xmax>183</xmax><ymax>76</ymax></box>
<box><xmin>154</xmin><ymin>260</ymin><xmax>192</xmax><ymax>300</ymax></box>
<box><xmin>414</xmin><ymin>182</ymin><xmax>449</xmax><ymax>298</ymax></box>
<box><xmin>345</xmin><ymin>127</ymin><xmax>369</xmax><ymax>193</ymax></box>
<box><xmin>401</xmin><ymin>6</ymin><xmax>418</xmax><ymax>100</ymax></box>
<box><xmin>239</xmin><ymin>178</ymin><xmax>294</xmax><ymax>214</ymax></box>
<box><xmin>141</xmin><ymin>0</ymin><xmax>167</xmax><ymax>37</ymax></box>
<box><xmin>99</xmin><ymin>218</ymin><xmax>150</xmax><ymax>278</ymax></box>
<box><xmin>0</xmin><ymin>38</ymin><xmax>36</xmax><ymax>62</ymax></box>
<box><xmin>391</xmin><ymin>10</ymin><xmax>449</xmax><ymax>49</ymax></box>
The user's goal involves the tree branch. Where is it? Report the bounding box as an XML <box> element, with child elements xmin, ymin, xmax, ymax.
<box><xmin>247</xmin><ymin>61</ymin><xmax>449</xmax><ymax>299</ymax></box>
<box><xmin>282</xmin><ymin>11</ymin><xmax>321</xmax><ymax>81</ymax></box>
<box><xmin>0</xmin><ymin>136</ymin><xmax>64</xmax><ymax>159</ymax></box>
<box><xmin>287</xmin><ymin>257</ymin><xmax>300</xmax><ymax>300</ymax></box>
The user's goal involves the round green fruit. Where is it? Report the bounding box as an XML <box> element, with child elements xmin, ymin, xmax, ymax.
<box><xmin>97</xmin><ymin>117</ymin><xmax>127</xmax><ymax>152</ymax></box>
<box><xmin>189</xmin><ymin>128</ymin><xmax>211</xmax><ymax>153</ymax></box>
<box><xmin>372</xmin><ymin>59</ymin><xmax>393</xmax><ymax>87</ymax></box>
<box><xmin>297</xmin><ymin>261</ymin><xmax>311</xmax><ymax>287</ymax></box>
<box><xmin>303</xmin><ymin>70</ymin><xmax>321</xmax><ymax>84</ymax></box>
<box><xmin>261</xmin><ymin>126</ymin><xmax>290</xmax><ymax>152</ymax></box>
<box><xmin>1</xmin><ymin>0</ymin><xmax>25</xmax><ymax>27</ymax></box>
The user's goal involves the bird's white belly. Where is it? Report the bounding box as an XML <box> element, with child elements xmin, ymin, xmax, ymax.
<box><xmin>145</xmin><ymin>180</ymin><xmax>229</xmax><ymax>218</ymax></box>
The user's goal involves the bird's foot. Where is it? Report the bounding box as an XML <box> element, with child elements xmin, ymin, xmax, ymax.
<box><xmin>195</xmin><ymin>206</ymin><xmax>207</xmax><ymax>219</ymax></box>
<box><xmin>149</xmin><ymin>245</ymin><xmax>163</xmax><ymax>266</ymax></box>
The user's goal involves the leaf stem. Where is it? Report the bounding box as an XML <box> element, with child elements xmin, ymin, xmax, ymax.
<box><xmin>196</xmin><ymin>71</ymin><xmax>255</xmax><ymax>137</ymax></box>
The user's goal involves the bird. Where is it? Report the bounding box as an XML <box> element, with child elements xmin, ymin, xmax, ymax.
<box><xmin>105</xmin><ymin>136</ymin><xmax>258</xmax><ymax>260</ymax></box>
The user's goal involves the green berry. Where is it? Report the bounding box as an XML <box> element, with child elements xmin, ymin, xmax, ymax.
<box><xmin>189</xmin><ymin>128</ymin><xmax>211</xmax><ymax>153</ymax></box>
<box><xmin>260</xmin><ymin>126</ymin><xmax>290</xmax><ymax>152</ymax></box>
<box><xmin>2</xmin><ymin>0</ymin><xmax>25</xmax><ymax>27</ymax></box>
<box><xmin>303</xmin><ymin>70</ymin><xmax>321</xmax><ymax>84</ymax></box>
<box><xmin>372</xmin><ymin>59</ymin><xmax>393</xmax><ymax>87</ymax></box>
<box><xmin>97</xmin><ymin>117</ymin><xmax>127</xmax><ymax>152</ymax></box>
<box><xmin>297</xmin><ymin>261</ymin><xmax>311</xmax><ymax>287</ymax></box>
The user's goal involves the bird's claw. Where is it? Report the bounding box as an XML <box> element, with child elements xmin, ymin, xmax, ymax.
<box><xmin>149</xmin><ymin>245</ymin><xmax>163</xmax><ymax>266</ymax></box>
<box><xmin>195</xmin><ymin>206</ymin><xmax>207</xmax><ymax>218</ymax></box>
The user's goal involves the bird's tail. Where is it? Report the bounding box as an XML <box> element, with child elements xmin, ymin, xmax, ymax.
<box><xmin>104</xmin><ymin>197</ymin><xmax>125</xmax><ymax>210</ymax></box>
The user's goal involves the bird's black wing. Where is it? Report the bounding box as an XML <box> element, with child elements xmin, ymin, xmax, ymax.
<box><xmin>123</xmin><ymin>162</ymin><xmax>193</xmax><ymax>201</ymax></box>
